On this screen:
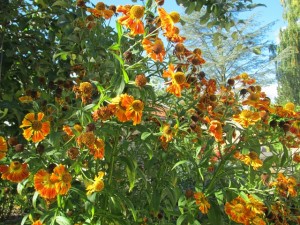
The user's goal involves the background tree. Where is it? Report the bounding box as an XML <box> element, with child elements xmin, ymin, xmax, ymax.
<box><xmin>176</xmin><ymin>0</ymin><xmax>265</xmax><ymax>29</ymax></box>
<box><xmin>181</xmin><ymin>12</ymin><xmax>275</xmax><ymax>85</ymax></box>
<box><xmin>276</xmin><ymin>0</ymin><xmax>300</xmax><ymax>104</ymax></box>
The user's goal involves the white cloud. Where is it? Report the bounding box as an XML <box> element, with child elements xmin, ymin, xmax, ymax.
<box><xmin>262</xmin><ymin>83</ymin><xmax>278</xmax><ymax>102</ymax></box>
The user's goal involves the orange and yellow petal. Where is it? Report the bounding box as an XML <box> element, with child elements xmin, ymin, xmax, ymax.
<box><xmin>50</xmin><ymin>164</ymin><xmax>72</xmax><ymax>195</ymax></box>
<box><xmin>32</xmin><ymin>220</ymin><xmax>44</xmax><ymax>225</ymax></box>
<box><xmin>34</xmin><ymin>169</ymin><xmax>57</xmax><ymax>199</ymax></box>
<box><xmin>0</xmin><ymin>162</ymin><xmax>29</xmax><ymax>183</ymax></box>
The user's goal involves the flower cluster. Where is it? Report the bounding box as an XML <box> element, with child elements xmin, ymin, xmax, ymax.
<box><xmin>106</xmin><ymin>93</ymin><xmax>144</xmax><ymax>125</ymax></box>
<box><xmin>225</xmin><ymin>195</ymin><xmax>266</xmax><ymax>224</ymax></box>
<box><xmin>34</xmin><ymin>164</ymin><xmax>72</xmax><ymax>199</ymax></box>
<box><xmin>270</xmin><ymin>173</ymin><xmax>298</xmax><ymax>197</ymax></box>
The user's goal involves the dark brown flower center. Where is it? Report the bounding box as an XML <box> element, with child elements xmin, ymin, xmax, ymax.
<box><xmin>32</xmin><ymin>120</ymin><xmax>42</xmax><ymax>131</ymax></box>
<box><xmin>174</xmin><ymin>72</ymin><xmax>186</xmax><ymax>85</ymax></box>
<box><xmin>132</xmin><ymin>100</ymin><xmax>144</xmax><ymax>111</ymax></box>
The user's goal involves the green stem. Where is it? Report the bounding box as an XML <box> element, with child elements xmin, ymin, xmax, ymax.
<box><xmin>108</xmin><ymin>135</ymin><xmax>119</xmax><ymax>185</ymax></box>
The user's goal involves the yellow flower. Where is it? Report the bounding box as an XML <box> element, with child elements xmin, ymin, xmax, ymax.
<box><xmin>86</xmin><ymin>171</ymin><xmax>105</xmax><ymax>195</ymax></box>
<box><xmin>233</xmin><ymin>110</ymin><xmax>261</xmax><ymax>128</ymax></box>
<box><xmin>20</xmin><ymin>112</ymin><xmax>50</xmax><ymax>143</ymax></box>
<box><xmin>237</xmin><ymin>151</ymin><xmax>263</xmax><ymax>170</ymax></box>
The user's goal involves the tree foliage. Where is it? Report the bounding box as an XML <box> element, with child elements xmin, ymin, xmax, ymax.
<box><xmin>277</xmin><ymin>0</ymin><xmax>300</xmax><ymax>104</ymax></box>
<box><xmin>176</xmin><ymin>0</ymin><xmax>266</xmax><ymax>29</ymax></box>
<box><xmin>181</xmin><ymin>12</ymin><xmax>275</xmax><ymax>84</ymax></box>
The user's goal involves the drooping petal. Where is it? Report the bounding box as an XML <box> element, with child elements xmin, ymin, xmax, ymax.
<box><xmin>41</xmin><ymin>121</ymin><xmax>50</xmax><ymax>136</ymax></box>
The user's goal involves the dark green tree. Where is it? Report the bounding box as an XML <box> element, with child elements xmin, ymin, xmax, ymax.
<box><xmin>276</xmin><ymin>0</ymin><xmax>300</xmax><ymax>104</ymax></box>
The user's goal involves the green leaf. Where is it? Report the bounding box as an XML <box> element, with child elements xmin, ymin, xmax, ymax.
<box><xmin>146</xmin><ymin>0</ymin><xmax>153</xmax><ymax>8</ymax></box>
<box><xmin>141</xmin><ymin>132</ymin><xmax>151</xmax><ymax>140</ymax></box>
<box><xmin>280</xmin><ymin>145</ymin><xmax>288</xmax><ymax>167</ymax></box>
<box><xmin>213</xmin><ymin>33</ymin><xmax>221</xmax><ymax>46</ymax></box>
<box><xmin>32</xmin><ymin>191</ymin><xmax>39</xmax><ymax>209</ymax></box>
<box><xmin>253</xmin><ymin>47</ymin><xmax>261</xmax><ymax>55</ymax></box>
<box><xmin>83</xmin><ymin>103</ymin><xmax>96</xmax><ymax>111</ymax></box>
<box><xmin>120</xmin><ymin>156</ymin><xmax>137</xmax><ymax>192</ymax></box>
<box><xmin>52</xmin><ymin>1</ymin><xmax>68</xmax><ymax>7</ymax></box>
<box><xmin>122</xmin><ymin>68</ymin><xmax>129</xmax><ymax>83</ymax></box>
<box><xmin>200</xmin><ymin>12</ymin><xmax>210</xmax><ymax>25</ymax></box>
<box><xmin>172</xmin><ymin>160</ymin><xmax>191</xmax><ymax>170</ymax></box>
<box><xmin>185</xmin><ymin>2</ymin><xmax>196</xmax><ymax>14</ymax></box>
<box><xmin>116</xmin><ymin>22</ymin><xmax>123</xmax><ymax>43</ymax></box>
<box><xmin>177</xmin><ymin>214</ymin><xmax>187</xmax><ymax>225</ymax></box>
<box><xmin>109</xmin><ymin>43</ymin><xmax>120</xmax><ymax>51</ymax></box>
<box><xmin>56</xmin><ymin>216</ymin><xmax>72</xmax><ymax>225</ymax></box>
<box><xmin>231</xmin><ymin>31</ymin><xmax>238</xmax><ymax>40</ymax></box>
<box><xmin>21</xmin><ymin>214</ymin><xmax>29</xmax><ymax>225</ymax></box>
<box><xmin>207</xmin><ymin>200</ymin><xmax>224</xmax><ymax>225</ymax></box>
<box><xmin>195</xmin><ymin>1</ymin><xmax>204</xmax><ymax>11</ymax></box>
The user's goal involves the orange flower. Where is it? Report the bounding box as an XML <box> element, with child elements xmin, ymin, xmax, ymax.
<box><xmin>87</xmin><ymin>6</ymin><xmax>114</xmax><ymax>20</ymax></box>
<box><xmin>86</xmin><ymin>171</ymin><xmax>105</xmax><ymax>195</ymax></box>
<box><xmin>142</xmin><ymin>38</ymin><xmax>166</xmax><ymax>62</ymax></box>
<box><xmin>109</xmin><ymin>94</ymin><xmax>131</xmax><ymax>122</ymax></box>
<box><xmin>77</xmin><ymin>131</ymin><xmax>96</xmax><ymax>148</ymax></box>
<box><xmin>208</xmin><ymin>120</ymin><xmax>223</xmax><ymax>142</ymax></box>
<box><xmin>50</xmin><ymin>164</ymin><xmax>72</xmax><ymax>195</ymax></box>
<box><xmin>32</xmin><ymin>220</ymin><xmax>44</xmax><ymax>225</ymax></box>
<box><xmin>233</xmin><ymin>110</ymin><xmax>261</xmax><ymax>128</ymax></box>
<box><xmin>186</xmin><ymin>48</ymin><xmax>206</xmax><ymax>66</ymax></box>
<box><xmin>225</xmin><ymin>195</ymin><xmax>266</xmax><ymax>225</ymax></box>
<box><xmin>20</xmin><ymin>112</ymin><xmax>50</xmax><ymax>143</ymax></box>
<box><xmin>123</xmin><ymin>97</ymin><xmax>144</xmax><ymax>125</ymax></box>
<box><xmin>73</xmin><ymin>82</ymin><xmax>93</xmax><ymax>104</ymax></box>
<box><xmin>63</xmin><ymin>125</ymin><xmax>74</xmax><ymax>137</ymax></box>
<box><xmin>0</xmin><ymin>161</ymin><xmax>29</xmax><ymax>183</ymax></box>
<box><xmin>270</xmin><ymin>173</ymin><xmax>297</xmax><ymax>197</ymax></box>
<box><xmin>34</xmin><ymin>169</ymin><xmax>57</xmax><ymax>199</ymax></box>
<box><xmin>0</xmin><ymin>136</ymin><xmax>8</xmax><ymax>160</ymax></box>
<box><xmin>293</xmin><ymin>152</ymin><xmax>300</xmax><ymax>163</ymax></box>
<box><xmin>19</xmin><ymin>96</ymin><xmax>33</xmax><ymax>103</ymax></box>
<box><xmin>158</xmin><ymin>8</ymin><xmax>180</xmax><ymax>36</ymax></box>
<box><xmin>225</xmin><ymin>196</ymin><xmax>249</xmax><ymax>224</ymax></box>
<box><xmin>163</xmin><ymin>64</ymin><xmax>190</xmax><ymax>97</ymax></box>
<box><xmin>92</xmin><ymin>105</ymin><xmax>115</xmax><ymax>121</ymax></box>
<box><xmin>117</xmin><ymin>5</ymin><xmax>144</xmax><ymax>35</ymax></box>
<box><xmin>164</xmin><ymin>26</ymin><xmax>186</xmax><ymax>43</ymax></box>
<box><xmin>194</xmin><ymin>192</ymin><xmax>210</xmax><ymax>214</ymax></box>
<box><xmin>89</xmin><ymin>138</ymin><xmax>105</xmax><ymax>159</ymax></box>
